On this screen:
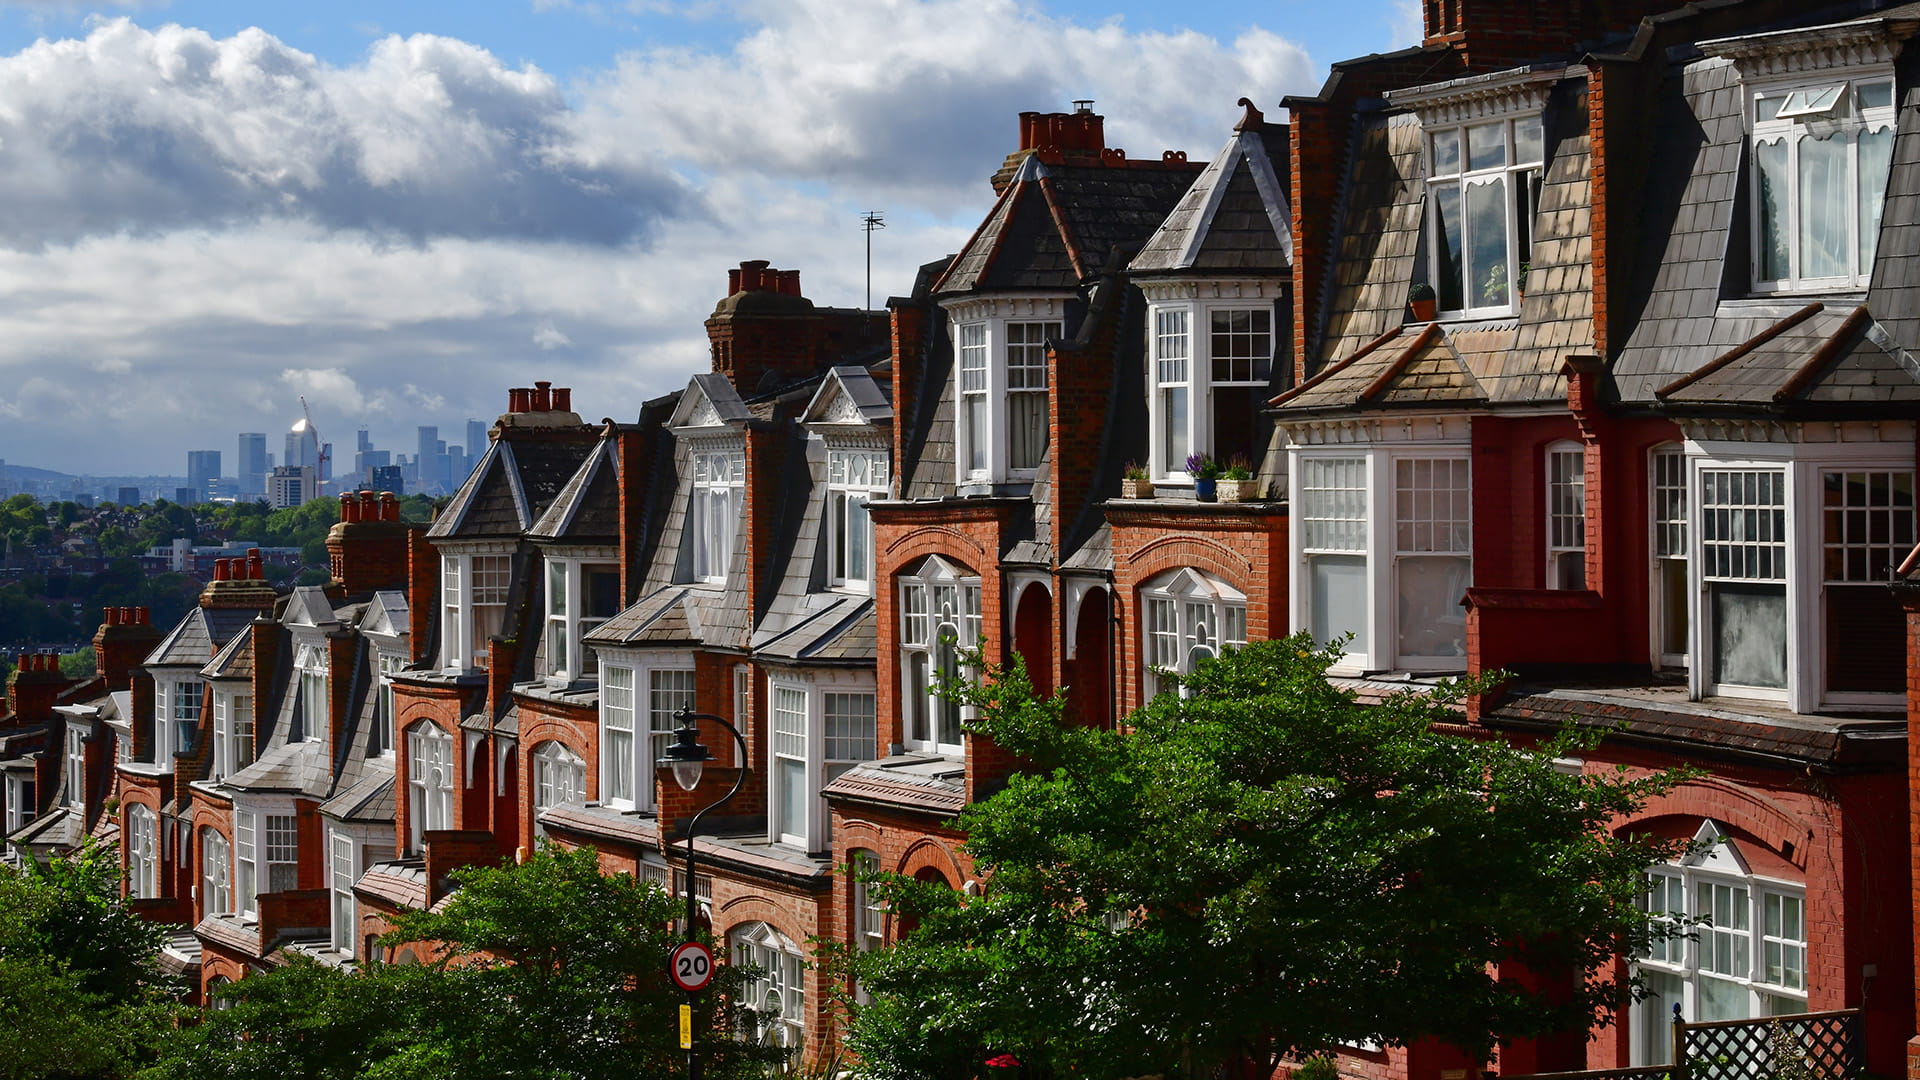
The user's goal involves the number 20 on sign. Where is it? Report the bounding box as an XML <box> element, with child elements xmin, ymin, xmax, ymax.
<box><xmin>669</xmin><ymin>941</ymin><xmax>714</xmax><ymax>992</ymax></box>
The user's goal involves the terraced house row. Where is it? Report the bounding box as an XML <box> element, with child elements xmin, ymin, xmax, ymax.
<box><xmin>9</xmin><ymin>0</ymin><xmax>1920</xmax><ymax>1075</ymax></box>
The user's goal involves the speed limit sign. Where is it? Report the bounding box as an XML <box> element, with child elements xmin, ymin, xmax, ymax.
<box><xmin>668</xmin><ymin>941</ymin><xmax>714</xmax><ymax>993</ymax></box>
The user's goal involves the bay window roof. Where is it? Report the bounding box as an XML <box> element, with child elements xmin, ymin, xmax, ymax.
<box><xmin>1128</xmin><ymin>101</ymin><xmax>1293</xmax><ymax>276</ymax></box>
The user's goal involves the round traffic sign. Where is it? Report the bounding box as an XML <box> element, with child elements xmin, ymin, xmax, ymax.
<box><xmin>669</xmin><ymin>941</ymin><xmax>714</xmax><ymax>993</ymax></box>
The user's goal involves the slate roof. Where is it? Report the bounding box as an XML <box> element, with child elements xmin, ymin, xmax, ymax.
<box><xmin>587</xmin><ymin>585</ymin><xmax>739</xmax><ymax>649</ymax></box>
<box><xmin>1314</xmin><ymin>111</ymin><xmax>1426</xmax><ymax>371</ymax></box>
<box><xmin>200</xmin><ymin>626</ymin><xmax>255</xmax><ymax>681</ymax></box>
<box><xmin>529</xmin><ymin>434</ymin><xmax>621</xmax><ymax>545</ymax></box>
<box><xmin>318</xmin><ymin>768</ymin><xmax>395</xmax><ymax>825</ymax></box>
<box><xmin>145</xmin><ymin>607</ymin><xmax>259</xmax><ymax>668</ymax></box>
<box><xmin>935</xmin><ymin>154</ymin><xmax>1201</xmax><ymax>294</ymax></box>
<box><xmin>752</xmin><ymin>596</ymin><xmax>876</xmax><ymax>664</ymax></box>
<box><xmin>1275</xmin><ymin>322</ymin><xmax>1488</xmax><ymax>413</ymax></box>
<box><xmin>822</xmin><ymin>754</ymin><xmax>966</xmax><ymax>815</ymax></box>
<box><xmin>1130</xmin><ymin>106</ymin><xmax>1292</xmax><ymax>275</ymax></box>
<box><xmin>429</xmin><ymin>437</ymin><xmax>596</xmax><ymax>540</ymax></box>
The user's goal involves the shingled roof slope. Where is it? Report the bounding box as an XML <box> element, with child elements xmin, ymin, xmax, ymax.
<box><xmin>529</xmin><ymin>435</ymin><xmax>621</xmax><ymax>545</ymax></box>
<box><xmin>1130</xmin><ymin>112</ymin><xmax>1291</xmax><ymax>276</ymax></box>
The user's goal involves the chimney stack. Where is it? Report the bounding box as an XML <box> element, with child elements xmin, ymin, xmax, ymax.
<box><xmin>328</xmin><ymin>490</ymin><xmax>413</xmax><ymax>596</ymax></box>
<box><xmin>94</xmin><ymin>606</ymin><xmax>162</xmax><ymax>692</ymax></box>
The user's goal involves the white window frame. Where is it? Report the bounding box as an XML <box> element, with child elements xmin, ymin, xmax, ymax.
<box><xmin>405</xmin><ymin>723</ymin><xmax>455</xmax><ymax>853</ymax></box>
<box><xmin>373</xmin><ymin>654</ymin><xmax>400</xmax><ymax>757</ymax></box>
<box><xmin>531</xmin><ymin>741</ymin><xmax>586</xmax><ymax>836</ymax></box>
<box><xmin>438</xmin><ymin>546</ymin><xmax>513</xmax><ymax>673</ymax></box>
<box><xmin>1748</xmin><ymin>72</ymin><xmax>1895</xmax><ymax>293</ymax></box>
<box><xmin>898</xmin><ymin>556</ymin><xmax>982</xmax><ymax>755</ymax></box>
<box><xmin>594</xmin><ymin>650</ymin><xmax>696</xmax><ymax>812</ymax></box>
<box><xmin>690</xmin><ymin>444</ymin><xmax>745</xmax><ymax>585</ymax></box>
<box><xmin>209</xmin><ymin>689</ymin><xmax>255</xmax><ymax>780</ymax></box>
<box><xmin>826</xmin><ymin>446</ymin><xmax>888</xmax><ymax>593</ymax></box>
<box><xmin>294</xmin><ymin>642</ymin><xmax>328</xmax><ymax>745</ymax></box>
<box><xmin>1546</xmin><ymin>441</ymin><xmax>1587</xmax><ymax>590</ymax></box>
<box><xmin>543</xmin><ymin>555</ymin><xmax>620</xmax><ymax>685</ymax></box>
<box><xmin>765</xmin><ymin>672</ymin><xmax>876</xmax><ymax>852</ymax></box>
<box><xmin>943</xmin><ymin>296</ymin><xmax>1068</xmax><ymax>489</ymax></box>
<box><xmin>1290</xmin><ymin>442</ymin><xmax>1474</xmax><ymax>672</ymax></box>
<box><xmin>731</xmin><ymin>922</ymin><xmax>807</xmax><ymax>1052</ymax></box>
<box><xmin>1143</xmin><ymin>286</ymin><xmax>1280</xmax><ymax>482</ymax></box>
<box><xmin>1651</xmin><ymin>445</ymin><xmax>1691</xmax><ymax>670</ymax></box>
<box><xmin>4</xmin><ymin>774</ymin><xmax>34</xmax><ymax>834</ymax></box>
<box><xmin>154</xmin><ymin>677</ymin><xmax>202</xmax><ymax>766</ymax></box>
<box><xmin>126</xmin><ymin>803</ymin><xmax>157</xmax><ymax>899</ymax></box>
<box><xmin>1141</xmin><ymin>568</ymin><xmax>1248</xmax><ymax>699</ymax></box>
<box><xmin>1682</xmin><ymin>436</ymin><xmax>1913</xmax><ymax>712</ymax></box>
<box><xmin>1630</xmin><ymin>823</ymin><xmax>1808</xmax><ymax>1063</ymax></box>
<box><xmin>329</xmin><ymin>829</ymin><xmax>357</xmax><ymax>955</ymax></box>
<box><xmin>201</xmin><ymin>828</ymin><xmax>232</xmax><ymax>918</ymax></box>
<box><xmin>1425</xmin><ymin>113</ymin><xmax>1544</xmax><ymax>317</ymax></box>
<box><xmin>64</xmin><ymin>723</ymin><xmax>85</xmax><ymax>807</ymax></box>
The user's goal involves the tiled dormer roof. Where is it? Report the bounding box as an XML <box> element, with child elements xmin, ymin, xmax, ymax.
<box><xmin>529</xmin><ymin>435</ymin><xmax>621</xmax><ymax>545</ymax></box>
<box><xmin>1129</xmin><ymin>104</ymin><xmax>1292</xmax><ymax>275</ymax></box>
<box><xmin>429</xmin><ymin>437</ymin><xmax>596</xmax><ymax>541</ymax></box>
<box><xmin>145</xmin><ymin>607</ymin><xmax>258</xmax><ymax>669</ymax></box>
<box><xmin>934</xmin><ymin>152</ymin><xmax>1201</xmax><ymax>295</ymax></box>
<box><xmin>1273</xmin><ymin>323</ymin><xmax>1488</xmax><ymax>414</ymax></box>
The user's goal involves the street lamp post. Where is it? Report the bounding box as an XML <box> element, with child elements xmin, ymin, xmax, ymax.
<box><xmin>658</xmin><ymin>705</ymin><xmax>749</xmax><ymax>1080</ymax></box>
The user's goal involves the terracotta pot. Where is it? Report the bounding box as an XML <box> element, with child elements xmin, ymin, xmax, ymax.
<box><xmin>1409</xmin><ymin>297</ymin><xmax>1437</xmax><ymax>322</ymax></box>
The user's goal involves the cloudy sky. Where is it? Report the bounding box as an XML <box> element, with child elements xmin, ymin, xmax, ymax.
<box><xmin>0</xmin><ymin>0</ymin><xmax>1418</xmax><ymax>478</ymax></box>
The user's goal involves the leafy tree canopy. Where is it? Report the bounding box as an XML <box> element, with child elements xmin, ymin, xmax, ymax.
<box><xmin>0</xmin><ymin>840</ymin><xmax>182</xmax><ymax>1080</ymax></box>
<box><xmin>842</xmin><ymin>636</ymin><xmax>1688</xmax><ymax>1080</ymax></box>
<box><xmin>146</xmin><ymin>842</ymin><xmax>783</xmax><ymax>1080</ymax></box>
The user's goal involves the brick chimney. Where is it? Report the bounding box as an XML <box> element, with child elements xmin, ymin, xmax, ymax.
<box><xmin>992</xmin><ymin>101</ymin><xmax>1113</xmax><ymax>193</ymax></box>
<box><xmin>706</xmin><ymin>260</ymin><xmax>822</xmax><ymax>394</ymax></box>
<box><xmin>1420</xmin><ymin>0</ymin><xmax>1679</xmax><ymax>69</ymax></box>
<box><xmin>93</xmin><ymin>607</ymin><xmax>162</xmax><ymax>692</ymax></box>
<box><xmin>6</xmin><ymin>653</ymin><xmax>74</xmax><ymax>726</ymax></box>
<box><xmin>328</xmin><ymin>491</ymin><xmax>413</xmax><ymax>596</ymax></box>
<box><xmin>498</xmin><ymin>381</ymin><xmax>586</xmax><ymax>434</ymax></box>
<box><xmin>200</xmin><ymin>549</ymin><xmax>277</xmax><ymax>612</ymax></box>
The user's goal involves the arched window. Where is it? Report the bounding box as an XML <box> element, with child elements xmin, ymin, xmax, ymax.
<box><xmin>849</xmin><ymin>849</ymin><xmax>884</xmax><ymax>954</ymax></box>
<box><xmin>730</xmin><ymin>922</ymin><xmax>806</xmax><ymax>1053</ymax></box>
<box><xmin>406</xmin><ymin>724</ymin><xmax>454</xmax><ymax>853</ymax></box>
<box><xmin>201</xmin><ymin>829</ymin><xmax>231</xmax><ymax>917</ymax></box>
<box><xmin>1630</xmin><ymin>822</ymin><xmax>1807</xmax><ymax>1064</ymax></box>
<box><xmin>206</xmin><ymin>975</ymin><xmax>235</xmax><ymax>1011</ymax></box>
<box><xmin>1141</xmin><ymin>569</ymin><xmax>1248</xmax><ymax>698</ymax></box>
<box><xmin>126</xmin><ymin>804</ymin><xmax>156</xmax><ymax>899</ymax></box>
<box><xmin>898</xmin><ymin>556</ymin><xmax>982</xmax><ymax>755</ymax></box>
<box><xmin>531</xmin><ymin>741</ymin><xmax>586</xmax><ymax>836</ymax></box>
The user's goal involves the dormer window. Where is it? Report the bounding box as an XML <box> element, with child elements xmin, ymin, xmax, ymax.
<box><xmin>154</xmin><ymin>678</ymin><xmax>202</xmax><ymax>763</ymax></box>
<box><xmin>64</xmin><ymin>724</ymin><xmax>84</xmax><ymax>807</ymax></box>
<box><xmin>1750</xmin><ymin>76</ymin><xmax>1893</xmax><ymax>292</ymax></box>
<box><xmin>1145</xmin><ymin>289</ymin><xmax>1279</xmax><ymax>481</ymax></box>
<box><xmin>209</xmin><ymin>689</ymin><xmax>255</xmax><ymax>780</ymax></box>
<box><xmin>1426</xmin><ymin>115</ymin><xmax>1542</xmax><ymax>316</ymax></box>
<box><xmin>946</xmin><ymin>297</ymin><xmax>1066</xmax><ymax>488</ymax></box>
<box><xmin>827</xmin><ymin>448</ymin><xmax>887</xmax><ymax>591</ymax></box>
<box><xmin>691</xmin><ymin>446</ymin><xmax>744</xmax><ymax>584</ymax></box>
<box><xmin>440</xmin><ymin>549</ymin><xmax>511</xmax><ymax>672</ymax></box>
<box><xmin>294</xmin><ymin>643</ymin><xmax>328</xmax><ymax>744</ymax></box>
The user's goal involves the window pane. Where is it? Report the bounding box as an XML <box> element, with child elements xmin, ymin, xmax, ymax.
<box><xmin>1756</xmin><ymin>137</ymin><xmax>1791</xmax><ymax>282</ymax></box>
<box><xmin>1398</xmin><ymin>556</ymin><xmax>1470</xmax><ymax>659</ymax></box>
<box><xmin>1859</xmin><ymin>125</ymin><xmax>1893</xmax><ymax>276</ymax></box>
<box><xmin>776</xmin><ymin>757</ymin><xmax>808</xmax><ymax>840</ymax></box>
<box><xmin>1467</xmin><ymin>176</ymin><xmax>1510</xmax><ymax>308</ymax></box>
<box><xmin>1712</xmin><ymin>583</ymin><xmax>1788</xmax><ymax>688</ymax></box>
<box><xmin>1162</xmin><ymin>386</ymin><xmax>1189</xmax><ymax>470</ymax></box>
<box><xmin>824</xmin><ymin>693</ymin><xmax>876</xmax><ymax>762</ymax></box>
<box><xmin>1431</xmin><ymin>129</ymin><xmax>1460</xmax><ymax>175</ymax></box>
<box><xmin>1514</xmin><ymin>115</ymin><xmax>1543</xmax><ymax>166</ymax></box>
<box><xmin>1309</xmin><ymin>554</ymin><xmax>1368</xmax><ymax>653</ymax></box>
<box><xmin>1008</xmin><ymin>389</ymin><xmax>1047</xmax><ymax>471</ymax></box>
<box><xmin>1433</xmin><ymin>184</ymin><xmax>1464</xmax><ymax>311</ymax></box>
<box><xmin>1798</xmin><ymin>131</ymin><xmax>1848</xmax><ymax>279</ymax></box>
<box><xmin>1467</xmin><ymin>122</ymin><xmax>1507</xmax><ymax>171</ymax></box>
<box><xmin>1300</xmin><ymin>458</ymin><xmax>1368</xmax><ymax>552</ymax></box>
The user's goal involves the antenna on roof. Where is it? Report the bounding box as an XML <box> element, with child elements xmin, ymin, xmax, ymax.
<box><xmin>861</xmin><ymin>210</ymin><xmax>886</xmax><ymax>312</ymax></box>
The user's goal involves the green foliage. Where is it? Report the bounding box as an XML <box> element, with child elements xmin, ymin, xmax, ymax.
<box><xmin>147</xmin><ymin>842</ymin><xmax>782</xmax><ymax>1080</ymax></box>
<box><xmin>842</xmin><ymin>636</ymin><xmax>1690</xmax><ymax>1080</ymax></box>
<box><xmin>60</xmin><ymin>645</ymin><xmax>97</xmax><ymax>680</ymax></box>
<box><xmin>0</xmin><ymin>840</ymin><xmax>183</xmax><ymax>1080</ymax></box>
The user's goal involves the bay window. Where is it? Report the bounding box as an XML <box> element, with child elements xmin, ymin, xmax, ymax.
<box><xmin>899</xmin><ymin>556</ymin><xmax>982</xmax><ymax>754</ymax></box>
<box><xmin>1631</xmin><ymin>824</ymin><xmax>1807</xmax><ymax>1064</ymax></box>
<box><xmin>1142</xmin><ymin>569</ymin><xmax>1249</xmax><ymax>698</ymax></box>
<box><xmin>1652</xmin><ymin>447</ymin><xmax>1689</xmax><ymax>668</ymax></box>
<box><xmin>945</xmin><ymin>297</ymin><xmax>1066</xmax><ymax>488</ymax></box>
<box><xmin>329</xmin><ymin>830</ymin><xmax>356</xmax><ymax>954</ymax></box>
<box><xmin>596</xmin><ymin>655</ymin><xmax>695</xmax><ymax>812</ymax></box>
<box><xmin>1146</xmin><ymin>292</ymin><xmax>1278</xmax><ymax>481</ymax></box>
<box><xmin>544</xmin><ymin>558</ymin><xmax>620</xmax><ymax>684</ymax></box>
<box><xmin>1820</xmin><ymin>470</ymin><xmax>1912</xmax><ymax>694</ymax></box>
<box><xmin>532</xmin><ymin>741</ymin><xmax>586</xmax><ymax>835</ymax></box>
<box><xmin>209</xmin><ymin>690</ymin><xmax>254</xmax><ymax>781</ymax></box>
<box><xmin>827</xmin><ymin>448</ymin><xmax>888</xmax><ymax>591</ymax></box>
<box><xmin>1700</xmin><ymin>467</ymin><xmax>1788</xmax><ymax>693</ymax></box>
<box><xmin>1750</xmin><ymin>75</ymin><xmax>1894</xmax><ymax>292</ymax></box>
<box><xmin>126</xmin><ymin>804</ymin><xmax>156</xmax><ymax>899</ymax></box>
<box><xmin>1426</xmin><ymin>114</ymin><xmax>1542</xmax><ymax>315</ymax></box>
<box><xmin>4</xmin><ymin>774</ymin><xmax>33</xmax><ymax>834</ymax></box>
<box><xmin>1291</xmin><ymin>444</ymin><xmax>1474</xmax><ymax>672</ymax></box>
<box><xmin>768</xmin><ymin>676</ymin><xmax>876</xmax><ymax>851</ymax></box>
<box><xmin>406</xmin><ymin>725</ymin><xmax>454</xmax><ymax>852</ymax></box>
<box><xmin>440</xmin><ymin>549</ymin><xmax>512</xmax><ymax>672</ymax></box>
<box><xmin>235</xmin><ymin>810</ymin><xmax>297</xmax><ymax>917</ymax></box>
<box><xmin>154</xmin><ymin>678</ymin><xmax>202</xmax><ymax>764</ymax></box>
<box><xmin>691</xmin><ymin>446</ymin><xmax>744</xmax><ymax>584</ymax></box>
<box><xmin>65</xmin><ymin>724</ymin><xmax>85</xmax><ymax>806</ymax></box>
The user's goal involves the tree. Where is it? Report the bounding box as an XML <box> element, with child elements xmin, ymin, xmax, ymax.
<box><xmin>841</xmin><ymin>636</ymin><xmax>1689</xmax><ymax>1080</ymax></box>
<box><xmin>0</xmin><ymin>840</ymin><xmax>182</xmax><ymax>1080</ymax></box>
<box><xmin>147</xmin><ymin>842</ymin><xmax>783</xmax><ymax>1080</ymax></box>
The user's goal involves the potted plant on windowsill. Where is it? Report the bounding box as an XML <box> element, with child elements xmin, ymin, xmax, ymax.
<box><xmin>1186</xmin><ymin>452</ymin><xmax>1220</xmax><ymax>502</ymax></box>
<box><xmin>1408</xmin><ymin>281</ymin><xmax>1437</xmax><ymax>322</ymax></box>
<box><xmin>1120</xmin><ymin>461</ymin><xmax>1152</xmax><ymax>499</ymax></box>
<box><xmin>1218</xmin><ymin>456</ymin><xmax>1259</xmax><ymax>502</ymax></box>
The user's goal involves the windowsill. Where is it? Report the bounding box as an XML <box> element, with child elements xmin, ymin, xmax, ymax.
<box><xmin>1717</xmin><ymin>292</ymin><xmax>1866</xmax><ymax>318</ymax></box>
<box><xmin>1104</xmin><ymin>495</ymin><xmax>1282</xmax><ymax>513</ymax></box>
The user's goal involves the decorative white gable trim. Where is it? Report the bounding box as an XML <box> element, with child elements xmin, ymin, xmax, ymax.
<box><xmin>940</xmin><ymin>294</ymin><xmax>1069</xmax><ymax>323</ymax></box>
<box><xmin>1385</xmin><ymin>64</ymin><xmax>1571</xmax><ymax>127</ymax></box>
<box><xmin>1701</xmin><ymin>19</ymin><xmax>1916</xmax><ymax>80</ymax></box>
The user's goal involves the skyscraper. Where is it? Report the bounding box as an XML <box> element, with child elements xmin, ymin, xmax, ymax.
<box><xmin>417</xmin><ymin>426</ymin><xmax>445</xmax><ymax>495</ymax></box>
<box><xmin>186</xmin><ymin>450</ymin><xmax>220</xmax><ymax>503</ymax></box>
<box><xmin>237</xmin><ymin>433</ymin><xmax>267</xmax><ymax>498</ymax></box>
<box><xmin>466</xmin><ymin>418</ymin><xmax>487</xmax><ymax>462</ymax></box>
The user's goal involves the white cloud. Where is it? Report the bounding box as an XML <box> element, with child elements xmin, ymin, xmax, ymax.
<box><xmin>533</xmin><ymin>321</ymin><xmax>573</xmax><ymax>350</ymax></box>
<box><xmin>0</xmin><ymin>19</ymin><xmax>693</xmax><ymax>249</ymax></box>
<box><xmin>1387</xmin><ymin>0</ymin><xmax>1424</xmax><ymax>50</ymax></box>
